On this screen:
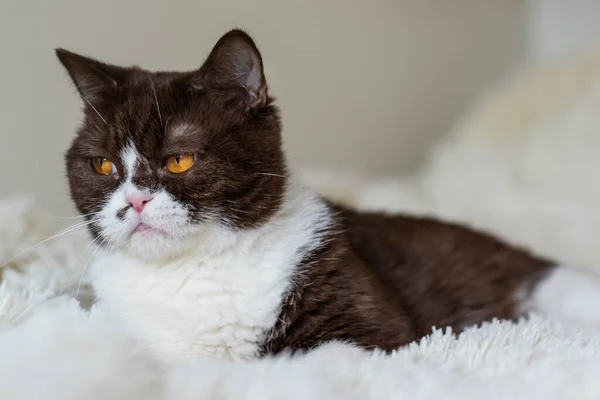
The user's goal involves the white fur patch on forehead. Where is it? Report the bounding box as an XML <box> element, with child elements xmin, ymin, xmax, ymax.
<box><xmin>121</xmin><ymin>142</ymin><xmax>140</xmax><ymax>182</ymax></box>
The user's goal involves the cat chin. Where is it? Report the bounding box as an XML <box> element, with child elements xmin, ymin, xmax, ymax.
<box><xmin>95</xmin><ymin>223</ymin><xmax>191</xmax><ymax>261</ymax></box>
<box><xmin>109</xmin><ymin>219</ymin><xmax>237</xmax><ymax>262</ymax></box>
<box><xmin>122</xmin><ymin>233</ymin><xmax>193</xmax><ymax>261</ymax></box>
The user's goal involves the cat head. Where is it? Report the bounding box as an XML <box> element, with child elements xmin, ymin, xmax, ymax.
<box><xmin>57</xmin><ymin>30</ymin><xmax>286</xmax><ymax>260</ymax></box>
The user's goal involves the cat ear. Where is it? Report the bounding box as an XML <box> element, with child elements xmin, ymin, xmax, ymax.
<box><xmin>196</xmin><ymin>29</ymin><xmax>267</xmax><ymax>108</ymax></box>
<box><xmin>56</xmin><ymin>49</ymin><xmax>127</xmax><ymax>104</ymax></box>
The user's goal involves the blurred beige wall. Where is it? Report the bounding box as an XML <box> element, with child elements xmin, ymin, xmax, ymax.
<box><xmin>0</xmin><ymin>0</ymin><xmax>529</xmax><ymax>214</ymax></box>
<box><xmin>529</xmin><ymin>0</ymin><xmax>600</xmax><ymax>62</ymax></box>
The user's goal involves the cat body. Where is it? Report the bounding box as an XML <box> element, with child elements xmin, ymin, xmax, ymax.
<box><xmin>56</xmin><ymin>30</ymin><xmax>600</xmax><ymax>362</ymax></box>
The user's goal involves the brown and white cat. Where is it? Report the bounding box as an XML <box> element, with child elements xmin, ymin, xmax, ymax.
<box><xmin>56</xmin><ymin>29</ymin><xmax>600</xmax><ymax>362</ymax></box>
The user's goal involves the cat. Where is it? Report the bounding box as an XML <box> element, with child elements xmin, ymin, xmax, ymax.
<box><xmin>56</xmin><ymin>29</ymin><xmax>600</xmax><ymax>362</ymax></box>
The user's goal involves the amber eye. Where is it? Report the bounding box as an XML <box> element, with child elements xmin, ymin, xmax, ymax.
<box><xmin>165</xmin><ymin>153</ymin><xmax>196</xmax><ymax>174</ymax></box>
<box><xmin>91</xmin><ymin>157</ymin><xmax>117</xmax><ymax>175</ymax></box>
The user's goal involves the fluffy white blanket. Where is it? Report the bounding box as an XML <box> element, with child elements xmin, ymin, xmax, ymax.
<box><xmin>3</xmin><ymin>49</ymin><xmax>600</xmax><ymax>399</ymax></box>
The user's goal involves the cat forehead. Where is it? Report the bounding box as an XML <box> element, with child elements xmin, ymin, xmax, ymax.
<box><xmin>110</xmin><ymin>72</ymin><xmax>193</xmax><ymax>113</ymax></box>
<box><xmin>74</xmin><ymin>117</ymin><xmax>203</xmax><ymax>160</ymax></box>
<box><xmin>125</xmin><ymin>70</ymin><xmax>186</xmax><ymax>90</ymax></box>
<box><xmin>120</xmin><ymin>121</ymin><xmax>202</xmax><ymax>154</ymax></box>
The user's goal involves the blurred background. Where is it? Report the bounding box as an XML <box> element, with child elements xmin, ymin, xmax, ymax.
<box><xmin>1</xmin><ymin>0</ymin><xmax>600</xmax><ymax>215</ymax></box>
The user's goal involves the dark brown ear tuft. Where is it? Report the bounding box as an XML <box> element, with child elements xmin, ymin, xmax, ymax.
<box><xmin>56</xmin><ymin>48</ymin><xmax>127</xmax><ymax>104</ymax></box>
<box><xmin>197</xmin><ymin>29</ymin><xmax>267</xmax><ymax>108</ymax></box>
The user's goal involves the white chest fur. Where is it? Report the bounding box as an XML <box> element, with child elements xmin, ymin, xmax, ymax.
<box><xmin>91</xmin><ymin>185</ymin><xmax>331</xmax><ymax>362</ymax></box>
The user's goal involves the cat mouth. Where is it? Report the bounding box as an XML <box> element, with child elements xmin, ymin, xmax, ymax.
<box><xmin>130</xmin><ymin>223</ymin><xmax>167</xmax><ymax>238</ymax></box>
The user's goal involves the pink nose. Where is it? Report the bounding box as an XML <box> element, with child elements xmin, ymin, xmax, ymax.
<box><xmin>126</xmin><ymin>193</ymin><xmax>153</xmax><ymax>213</ymax></box>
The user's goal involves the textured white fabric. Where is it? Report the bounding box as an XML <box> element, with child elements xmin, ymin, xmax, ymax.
<box><xmin>2</xmin><ymin>297</ymin><xmax>600</xmax><ymax>400</ymax></box>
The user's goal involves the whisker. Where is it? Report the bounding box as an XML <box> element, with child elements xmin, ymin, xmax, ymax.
<box><xmin>164</xmin><ymin>115</ymin><xmax>172</xmax><ymax>133</ymax></box>
<box><xmin>26</xmin><ymin>229</ymin><xmax>89</xmax><ymax>241</ymax></box>
<box><xmin>82</xmin><ymin>97</ymin><xmax>108</xmax><ymax>126</ymax></box>
<box><xmin>72</xmin><ymin>238</ymin><xmax>99</xmax><ymax>296</ymax></box>
<box><xmin>228</xmin><ymin>207</ymin><xmax>251</xmax><ymax>215</ymax></box>
<box><xmin>0</xmin><ymin>220</ymin><xmax>97</xmax><ymax>269</ymax></box>
<box><xmin>224</xmin><ymin>155</ymin><xmax>235</xmax><ymax>175</ymax></box>
<box><xmin>49</xmin><ymin>212</ymin><xmax>97</xmax><ymax>220</ymax></box>
<box><xmin>76</xmin><ymin>234</ymin><xmax>107</xmax><ymax>298</ymax></box>
<box><xmin>256</xmin><ymin>172</ymin><xmax>287</xmax><ymax>178</ymax></box>
<box><xmin>148</xmin><ymin>73</ymin><xmax>163</xmax><ymax>126</ymax></box>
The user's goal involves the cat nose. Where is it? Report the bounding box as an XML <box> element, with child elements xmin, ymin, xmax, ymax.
<box><xmin>126</xmin><ymin>193</ymin><xmax>153</xmax><ymax>213</ymax></box>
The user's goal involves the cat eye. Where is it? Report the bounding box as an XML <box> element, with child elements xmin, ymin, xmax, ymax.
<box><xmin>165</xmin><ymin>153</ymin><xmax>196</xmax><ymax>174</ymax></box>
<box><xmin>91</xmin><ymin>157</ymin><xmax>117</xmax><ymax>175</ymax></box>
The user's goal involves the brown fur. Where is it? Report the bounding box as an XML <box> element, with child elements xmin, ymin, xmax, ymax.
<box><xmin>261</xmin><ymin>209</ymin><xmax>552</xmax><ymax>355</ymax></box>
<box><xmin>57</xmin><ymin>29</ymin><xmax>554</xmax><ymax>357</ymax></box>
